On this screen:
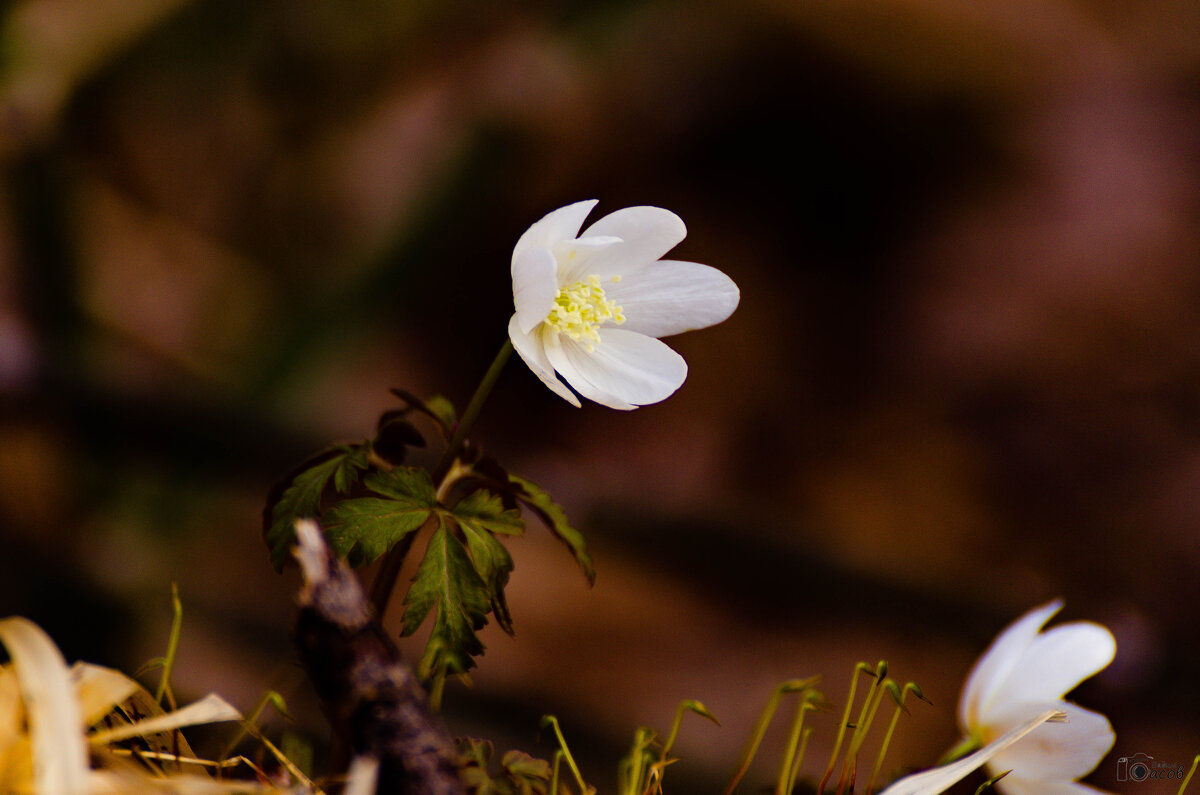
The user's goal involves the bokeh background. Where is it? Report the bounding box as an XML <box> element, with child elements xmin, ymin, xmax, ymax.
<box><xmin>2</xmin><ymin>0</ymin><xmax>1198</xmax><ymax>791</ymax></box>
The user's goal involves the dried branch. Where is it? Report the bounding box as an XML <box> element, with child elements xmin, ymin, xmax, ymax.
<box><xmin>292</xmin><ymin>519</ymin><xmax>466</xmax><ymax>795</ymax></box>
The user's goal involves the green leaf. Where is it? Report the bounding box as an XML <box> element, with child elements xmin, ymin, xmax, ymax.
<box><xmin>264</xmin><ymin>445</ymin><xmax>363</xmax><ymax>571</ymax></box>
<box><xmin>321</xmin><ymin>467</ymin><xmax>437</xmax><ymax>566</ymax></box>
<box><xmin>457</xmin><ymin>737</ymin><xmax>494</xmax><ymax>769</ymax></box>
<box><xmin>390</xmin><ymin>389</ymin><xmax>457</xmax><ymax>437</ymax></box>
<box><xmin>332</xmin><ymin>445</ymin><xmax>369</xmax><ymax>493</ymax></box>
<box><xmin>502</xmin><ymin>750</ymin><xmax>552</xmax><ymax>794</ymax></box>
<box><xmin>424</xmin><ymin>394</ymin><xmax>457</xmax><ymax>432</ymax></box>
<box><xmin>458</xmin><ymin>517</ymin><xmax>516</xmax><ymax>634</ymax></box>
<box><xmin>452</xmin><ymin>490</ymin><xmax>525</xmax><ymax>536</ymax></box>
<box><xmin>509</xmin><ymin>475</ymin><xmax>594</xmax><ymax>584</ymax></box>
<box><xmin>401</xmin><ymin>519</ymin><xmax>491</xmax><ymax>674</ymax></box>
<box><xmin>373</xmin><ymin>412</ymin><xmax>426</xmax><ymax>466</ymax></box>
<box><xmin>448</xmin><ymin>492</ymin><xmax>523</xmax><ymax>634</ymax></box>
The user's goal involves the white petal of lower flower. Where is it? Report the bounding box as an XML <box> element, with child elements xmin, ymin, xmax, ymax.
<box><xmin>987</xmin><ymin>701</ymin><xmax>1114</xmax><ymax>783</ymax></box>
<box><xmin>988</xmin><ymin>623</ymin><xmax>1116</xmax><ymax>711</ymax></box>
<box><xmin>507</xmin><ymin>315</ymin><xmax>581</xmax><ymax>407</ymax></box>
<box><xmin>995</xmin><ymin>777</ymin><xmax>1114</xmax><ymax>795</ymax></box>
<box><xmin>607</xmin><ymin>259</ymin><xmax>740</xmax><ymax>338</ymax></box>
<box><xmin>512</xmin><ymin>246</ymin><xmax>560</xmax><ymax>334</ymax></box>
<box><xmin>546</xmin><ymin>329</ymin><xmax>687</xmax><ymax>409</ymax></box>
<box><xmin>878</xmin><ymin>709</ymin><xmax>1062</xmax><ymax>795</ymax></box>
<box><xmin>959</xmin><ymin>600</ymin><xmax>1063</xmax><ymax>728</ymax></box>
<box><xmin>511</xmin><ymin>199</ymin><xmax>598</xmax><ymax>264</ymax></box>
<box><xmin>561</xmin><ymin>206</ymin><xmax>687</xmax><ymax>284</ymax></box>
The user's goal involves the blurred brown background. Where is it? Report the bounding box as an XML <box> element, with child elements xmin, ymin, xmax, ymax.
<box><xmin>1</xmin><ymin>0</ymin><xmax>1198</xmax><ymax>791</ymax></box>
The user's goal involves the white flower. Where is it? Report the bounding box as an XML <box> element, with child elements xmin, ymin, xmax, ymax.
<box><xmin>879</xmin><ymin>601</ymin><xmax>1116</xmax><ymax>795</ymax></box>
<box><xmin>508</xmin><ymin>200</ymin><xmax>739</xmax><ymax>409</ymax></box>
<box><xmin>878</xmin><ymin>709</ymin><xmax>1065</xmax><ymax>795</ymax></box>
<box><xmin>959</xmin><ymin>600</ymin><xmax>1116</xmax><ymax>795</ymax></box>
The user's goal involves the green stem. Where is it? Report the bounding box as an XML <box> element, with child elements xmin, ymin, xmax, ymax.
<box><xmin>155</xmin><ymin>583</ymin><xmax>182</xmax><ymax>707</ymax></box>
<box><xmin>818</xmin><ymin>663</ymin><xmax>874</xmax><ymax>794</ymax></box>
<box><xmin>776</xmin><ymin>696</ymin><xmax>817</xmax><ymax>795</ymax></box>
<box><xmin>723</xmin><ymin>679</ymin><xmax>813</xmax><ymax>795</ymax></box>
<box><xmin>432</xmin><ymin>338</ymin><xmax>514</xmax><ymax>483</ymax></box>
<box><xmin>542</xmin><ymin>715</ymin><xmax>594</xmax><ymax>795</ymax></box>
<box><xmin>368</xmin><ymin>338</ymin><xmax>514</xmax><ymax>620</ymax></box>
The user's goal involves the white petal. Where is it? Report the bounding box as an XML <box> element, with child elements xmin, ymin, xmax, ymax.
<box><xmin>959</xmin><ymin>600</ymin><xmax>1063</xmax><ymax>729</ymax></box>
<box><xmin>543</xmin><ymin>332</ymin><xmax>636</xmax><ymax>410</ymax></box>
<box><xmin>997</xmin><ymin>778</ymin><xmax>1114</xmax><ymax>795</ymax></box>
<box><xmin>507</xmin><ymin>315</ymin><xmax>580</xmax><ymax>407</ymax></box>
<box><xmin>878</xmin><ymin>709</ymin><xmax>1063</xmax><ymax>795</ymax></box>
<box><xmin>607</xmin><ymin>259</ymin><xmax>740</xmax><ymax>338</ymax></box>
<box><xmin>512</xmin><ymin>246</ymin><xmax>559</xmax><ymax>334</ymax></box>
<box><xmin>511</xmin><ymin>200</ymin><xmax>597</xmax><ymax>265</ymax></box>
<box><xmin>550</xmin><ymin>235</ymin><xmax>624</xmax><ymax>283</ymax></box>
<box><xmin>986</xmin><ymin>701</ymin><xmax>1114</xmax><ymax>783</ymax></box>
<box><xmin>987</xmin><ymin>622</ymin><xmax>1116</xmax><ymax>711</ymax></box>
<box><xmin>562</xmin><ymin>206</ymin><xmax>687</xmax><ymax>284</ymax></box>
<box><xmin>545</xmin><ymin>329</ymin><xmax>687</xmax><ymax>409</ymax></box>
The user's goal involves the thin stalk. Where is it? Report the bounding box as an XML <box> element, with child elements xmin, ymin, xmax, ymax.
<box><xmin>550</xmin><ymin>751</ymin><xmax>564</xmax><ymax>795</ymax></box>
<box><xmin>661</xmin><ymin>700</ymin><xmax>719</xmax><ymax>760</ymax></box>
<box><xmin>432</xmin><ymin>338</ymin><xmax>513</xmax><ymax>483</ymax></box>
<box><xmin>787</xmin><ymin>728</ymin><xmax>814</xmax><ymax>794</ymax></box>
<box><xmin>617</xmin><ymin>727</ymin><xmax>653</xmax><ymax>795</ymax></box>
<box><xmin>817</xmin><ymin>663</ymin><xmax>874</xmax><ymax>794</ymax></box>
<box><xmin>776</xmin><ymin>695</ymin><xmax>818</xmax><ymax>795</ymax></box>
<box><xmin>219</xmin><ymin>690</ymin><xmax>288</xmax><ymax>761</ymax></box>
<box><xmin>723</xmin><ymin>679</ymin><xmax>813</xmax><ymax>795</ymax></box>
<box><xmin>155</xmin><ymin>583</ymin><xmax>183</xmax><ymax>707</ymax></box>
<box><xmin>865</xmin><ymin>682</ymin><xmax>926</xmax><ymax>794</ymax></box>
<box><xmin>838</xmin><ymin>668</ymin><xmax>889</xmax><ymax>793</ymax></box>
<box><xmin>368</xmin><ymin>339</ymin><xmax>514</xmax><ymax>619</ymax></box>
<box><xmin>542</xmin><ymin>715</ymin><xmax>594</xmax><ymax>795</ymax></box>
<box><xmin>865</xmin><ymin>691</ymin><xmax>907</xmax><ymax>794</ymax></box>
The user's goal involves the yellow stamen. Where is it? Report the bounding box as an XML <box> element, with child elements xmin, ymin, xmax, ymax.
<box><xmin>544</xmin><ymin>275</ymin><xmax>625</xmax><ymax>352</ymax></box>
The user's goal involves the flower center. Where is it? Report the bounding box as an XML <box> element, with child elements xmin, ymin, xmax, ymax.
<box><xmin>544</xmin><ymin>275</ymin><xmax>625</xmax><ymax>351</ymax></box>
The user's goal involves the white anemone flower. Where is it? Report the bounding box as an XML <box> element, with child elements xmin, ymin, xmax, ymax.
<box><xmin>508</xmin><ymin>200</ymin><xmax>739</xmax><ymax>409</ymax></box>
<box><xmin>880</xmin><ymin>601</ymin><xmax>1116</xmax><ymax>795</ymax></box>
<box><xmin>878</xmin><ymin>709</ymin><xmax>1065</xmax><ymax>795</ymax></box>
<box><xmin>959</xmin><ymin>600</ymin><xmax>1116</xmax><ymax>795</ymax></box>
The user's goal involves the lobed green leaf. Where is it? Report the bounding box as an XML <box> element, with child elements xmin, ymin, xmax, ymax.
<box><xmin>458</xmin><ymin>519</ymin><xmax>516</xmax><ymax>635</ymax></box>
<box><xmin>452</xmin><ymin>490</ymin><xmax>525</xmax><ymax>536</ymax></box>
<box><xmin>401</xmin><ymin>520</ymin><xmax>491</xmax><ymax>674</ymax></box>
<box><xmin>332</xmin><ymin>445</ymin><xmax>370</xmax><ymax>494</ymax></box>
<box><xmin>320</xmin><ymin>467</ymin><xmax>437</xmax><ymax>566</ymax></box>
<box><xmin>264</xmin><ymin>445</ymin><xmax>365</xmax><ymax>571</ymax></box>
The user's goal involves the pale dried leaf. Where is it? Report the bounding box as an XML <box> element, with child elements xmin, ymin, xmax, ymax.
<box><xmin>89</xmin><ymin>694</ymin><xmax>241</xmax><ymax>746</ymax></box>
<box><xmin>0</xmin><ymin>616</ymin><xmax>90</xmax><ymax>793</ymax></box>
